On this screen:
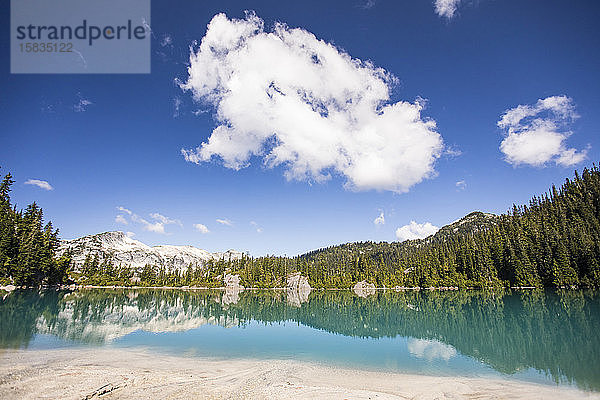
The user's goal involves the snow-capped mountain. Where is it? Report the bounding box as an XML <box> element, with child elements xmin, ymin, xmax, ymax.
<box><xmin>58</xmin><ymin>231</ymin><xmax>243</xmax><ymax>272</ymax></box>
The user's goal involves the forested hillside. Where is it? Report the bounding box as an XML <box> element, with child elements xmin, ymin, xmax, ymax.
<box><xmin>0</xmin><ymin>172</ymin><xmax>71</xmax><ymax>286</ymax></box>
<box><xmin>75</xmin><ymin>165</ymin><xmax>600</xmax><ymax>289</ymax></box>
<box><xmin>287</xmin><ymin>165</ymin><xmax>600</xmax><ymax>288</ymax></box>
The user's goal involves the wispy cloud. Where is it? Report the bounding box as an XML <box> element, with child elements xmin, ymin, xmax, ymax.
<box><xmin>360</xmin><ymin>0</ymin><xmax>376</xmax><ymax>9</ymax></box>
<box><xmin>72</xmin><ymin>49</ymin><xmax>88</xmax><ymax>69</ymax></box>
<box><xmin>181</xmin><ymin>13</ymin><xmax>443</xmax><ymax>194</ymax></box>
<box><xmin>193</xmin><ymin>223</ymin><xmax>210</xmax><ymax>234</ymax></box>
<box><xmin>434</xmin><ymin>0</ymin><xmax>461</xmax><ymax>19</ymax></box>
<box><xmin>216</xmin><ymin>218</ymin><xmax>233</xmax><ymax>226</ymax></box>
<box><xmin>24</xmin><ymin>179</ymin><xmax>53</xmax><ymax>191</ymax></box>
<box><xmin>150</xmin><ymin>212</ymin><xmax>182</xmax><ymax>227</ymax></box>
<box><xmin>73</xmin><ymin>93</ymin><xmax>93</xmax><ymax>112</ymax></box>
<box><xmin>396</xmin><ymin>221</ymin><xmax>439</xmax><ymax>242</ymax></box>
<box><xmin>132</xmin><ymin>214</ymin><xmax>166</xmax><ymax>234</ymax></box>
<box><xmin>173</xmin><ymin>97</ymin><xmax>182</xmax><ymax>118</ymax></box>
<box><xmin>498</xmin><ymin>95</ymin><xmax>587</xmax><ymax>167</ymax></box>
<box><xmin>42</xmin><ymin>92</ymin><xmax>93</xmax><ymax>114</ymax></box>
<box><xmin>117</xmin><ymin>206</ymin><xmax>133</xmax><ymax>215</ymax></box>
<box><xmin>115</xmin><ymin>208</ymin><xmax>181</xmax><ymax>235</ymax></box>
<box><xmin>444</xmin><ymin>145</ymin><xmax>462</xmax><ymax>158</ymax></box>
<box><xmin>455</xmin><ymin>180</ymin><xmax>466</xmax><ymax>190</ymax></box>
<box><xmin>141</xmin><ymin>17</ymin><xmax>153</xmax><ymax>38</ymax></box>
<box><xmin>250</xmin><ymin>220</ymin><xmax>263</xmax><ymax>233</ymax></box>
<box><xmin>160</xmin><ymin>34</ymin><xmax>173</xmax><ymax>48</ymax></box>
<box><xmin>373</xmin><ymin>212</ymin><xmax>385</xmax><ymax>226</ymax></box>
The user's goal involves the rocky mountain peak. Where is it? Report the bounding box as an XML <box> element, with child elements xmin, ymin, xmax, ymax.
<box><xmin>58</xmin><ymin>231</ymin><xmax>243</xmax><ymax>272</ymax></box>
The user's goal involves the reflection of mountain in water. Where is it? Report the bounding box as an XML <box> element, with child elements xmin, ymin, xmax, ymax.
<box><xmin>36</xmin><ymin>291</ymin><xmax>239</xmax><ymax>343</ymax></box>
<box><xmin>1</xmin><ymin>288</ymin><xmax>599</xmax><ymax>391</ymax></box>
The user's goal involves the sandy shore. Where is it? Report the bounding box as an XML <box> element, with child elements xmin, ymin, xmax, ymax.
<box><xmin>0</xmin><ymin>348</ymin><xmax>598</xmax><ymax>400</ymax></box>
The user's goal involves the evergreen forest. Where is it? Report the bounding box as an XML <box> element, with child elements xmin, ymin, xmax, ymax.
<box><xmin>0</xmin><ymin>172</ymin><xmax>71</xmax><ymax>286</ymax></box>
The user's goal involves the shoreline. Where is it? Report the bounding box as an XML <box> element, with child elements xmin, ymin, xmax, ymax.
<box><xmin>1</xmin><ymin>347</ymin><xmax>598</xmax><ymax>399</ymax></box>
<box><xmin>2</xmin><ymin>284</ymin><xmax>577</xmax><ymax>292</ymax></box>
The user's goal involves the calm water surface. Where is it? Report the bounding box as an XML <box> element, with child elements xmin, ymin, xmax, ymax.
<box><xmin>1</xmin><ymin>288</ymin><xmax>599</xmax><ymax>391</ymax></box>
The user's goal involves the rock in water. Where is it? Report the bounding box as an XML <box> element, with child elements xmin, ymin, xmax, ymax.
<box><xmin>286</xmin><ymin>272</ymin><xmax>311</xmax><ymax>306</ymax></box>
<box><xmin>221</xmin><ymin>274</ymin><xmax>244</xmax><ymax>305</ymax></box>
<box><xmin>353</xmin><ymin>281</ymin><xmax>376</xmax><ymax>298</ymax></box>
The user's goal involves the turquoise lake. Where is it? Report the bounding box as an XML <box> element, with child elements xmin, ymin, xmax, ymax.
<box><xmin>1</xmin><ymin>288</ymin><xmax>599</xmax><ymax>392</ymax></box>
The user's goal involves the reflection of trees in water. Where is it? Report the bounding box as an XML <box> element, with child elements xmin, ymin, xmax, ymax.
<box><xmin>0</xmin><ymin>289</ymin><xmax>66</xmax><ymax>349</ymax></box>
<box><xmin>0</xmin><ymin>288</ymin><xmax>598</xmax><ymax>391</ymax></box>
<box><xmin>298</xmin><ymin>290</ymin><xmax>600</xmax><ymax>391</ymax></box>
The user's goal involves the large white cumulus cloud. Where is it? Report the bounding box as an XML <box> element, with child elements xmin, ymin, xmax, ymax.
<box><xmin>497</xmin><ymin>95</ymin><xmax>587</xmax><ymax>167</ymax></box>
<box><xmin>181</xmin><ymin>12</ymin><xmax>443</xmax><ymax>193</ymax></box>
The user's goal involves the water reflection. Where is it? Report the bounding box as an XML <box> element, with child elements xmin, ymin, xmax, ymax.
<box><xmin>407</xmin><ymin>338</ymin><xmax>457</xmax><ymax>361</ymax></box>
<box><xmin>0</xmin><ymin>288</ymin><xmax>598</xmax><ymax>391</ymax></box>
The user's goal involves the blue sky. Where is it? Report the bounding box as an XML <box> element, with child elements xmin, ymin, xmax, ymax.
<box><xmin>2</xmin><ymin>0</ymin><xmax>599</xmax><ymax>256</ymax></box>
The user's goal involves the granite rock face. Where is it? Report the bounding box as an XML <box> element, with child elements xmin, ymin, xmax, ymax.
<box><xmin>223</xmin><ymin>274</ymin><xmax>243</xmax><ymax>289</ymax></box>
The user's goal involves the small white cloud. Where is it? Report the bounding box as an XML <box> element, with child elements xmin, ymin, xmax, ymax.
<box><xmin>256</xmin><ymin>227</ymin><xmax>263</xmax><ymax>233</ymax></box>
<box><xmin>434</xmin><ymin>0</ymin><xmax>461</xmax><ymax>19</ymax></box>
<box><xmin>115</xmin><ymin>215</ymin><xmax>128</xmax><ymax>225</ymax></box>
<box><xmin>150</xmin><ymin>212</ymin><xmax>182</xmax><ymax>227</ymax></box>
<box><xmin>73</xmin><ymin>98</ymin><xmax>93</xmax><ymax>112</ymax></box>
<box><xmin>193</xmin><ymin>223</ymin><xmax>210</xmax><ymax>234</ymax></box>
<box><xmin>373</xmin><ymin>212</ymin><xmax>385</xmax><ymax>225</ymax></box>
<box><xmin>498</xmin><ymin>95</ymin><xmax>587</xmax><ymax>167</ymax></box>
<box><xmin>126</xmin><ymin>231</ymin><xmax>136</xmax><ymax>238</ymax></box>
<box><xmin>181</xmin><ymin>12</ymin><xmax>443</xmax><ymax>194</ymax></box>
<box><xmin>216</xmin><ymin>218</ymin><xmax>233</xmax><ymax>226</ymax></box>
<box><xmin>24</xmin><ymin>179</ymin><xmax>53</xmax><ymax>191</ymax></box>
<box><xmin>117</xmin><ymin>206</ymin><xmax>133</xmax><ymax>215</ymax></box>
<box><xmin>396</xmin><ymin>221</ymin><xmax>439</xmax><ymax>242</ymax></box>
<box><xmin>455</xmin><ymin>180</ymin><xmax>466</xmax><ymax>190</ymax></box>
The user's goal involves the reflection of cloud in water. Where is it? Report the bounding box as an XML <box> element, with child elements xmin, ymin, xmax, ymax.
<box><xmin>407</xmin><ymin>338</ymin><xmax>457</xmax><ymax>361</ymax></box>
